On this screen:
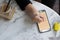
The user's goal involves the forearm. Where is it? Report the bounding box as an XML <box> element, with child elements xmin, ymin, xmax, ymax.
<box><xmin>25</xmin><ymin>3</ymin><xmax>39</xmax><ymax>18</ymax></box>
<box><xmin>15</xmin><ymin>0</ymin><xmax>44</xmax><ymax>22</ymax></box>
<box><xmin>25</xmin><ymin>3</ymin><xmax>44</xmax><ymax>22</ymax></box>
<box><xmin>15</xmin><ymin>0</ymin><xmax>37</xmax><ymax>17</ymax></box>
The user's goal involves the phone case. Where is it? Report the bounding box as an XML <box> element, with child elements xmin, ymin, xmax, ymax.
<box><xmin>37</xmin><ymin>10</ymin><xmax>51</xmax><ymax>33</ymax></box>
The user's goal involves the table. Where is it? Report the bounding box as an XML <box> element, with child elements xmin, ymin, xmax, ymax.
<box><xmin>0</xmin><ymin>0</ymin><xmax>59</xmax><ymax>40</ymax></box>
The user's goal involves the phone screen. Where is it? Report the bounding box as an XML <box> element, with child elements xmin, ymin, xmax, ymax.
<box><xmin>37</xmin><ymin>10</ymin><xmax>51</xmax><ymax>33</ymax></box>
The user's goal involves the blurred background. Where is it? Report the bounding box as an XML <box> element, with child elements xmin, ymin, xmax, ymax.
<box><xmin>35</xmin><ymin>0</ymin><xmax>59</xmax><ymax>15</ymax></box>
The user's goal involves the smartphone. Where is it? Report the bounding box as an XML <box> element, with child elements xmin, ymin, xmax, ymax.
<box><xmin>37</xmin><ymin>10</ymin><xmax>51</xmax><ymax>33</ymax></box>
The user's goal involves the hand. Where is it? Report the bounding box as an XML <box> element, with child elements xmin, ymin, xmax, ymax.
<box><xmin>32</xmin><ymin>14</ymin><xmax>44</xmax><ymax>23</ymax></box>
<box><xmin>25</xmin><ymin>4</ymin><xmax>44</xmax><ymax>23</ymax></box>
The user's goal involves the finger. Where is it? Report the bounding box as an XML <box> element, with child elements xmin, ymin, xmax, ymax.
<box><xmin>35</xmin><ymin>16</ymin><xmax>43</xmax><ymax>22</ymax></box>
<box><xmin>39</xmin><ymin>16</ymin><xmax>44</xmax><ymax>21</ymax></box>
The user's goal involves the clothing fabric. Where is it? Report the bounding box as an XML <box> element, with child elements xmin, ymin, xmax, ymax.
<box><xmin>15</xmin><ymin>0</ymin><xmax>32</xmax><ymax>10</ymax></box>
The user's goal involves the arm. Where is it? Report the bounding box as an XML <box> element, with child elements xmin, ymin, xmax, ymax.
<box><xmin>25</xmin><ymin>3</ymin><xmax>44</xmax><ymax>22</ymax></box>
<box><xmin>15</xmin><ymin>0</ymin><xmax>44</xmax><ymax>22</ymax></box>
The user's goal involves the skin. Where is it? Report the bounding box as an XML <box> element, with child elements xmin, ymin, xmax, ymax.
<box><xmin>25</xmin><ymin>3</ymin><xmax>44</xmax><ymax>23</ymax></box>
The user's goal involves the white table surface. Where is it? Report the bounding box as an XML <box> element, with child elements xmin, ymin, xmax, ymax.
<box><xmin>0</xmin><ymin>0</ymin><xmax>60</xmax><ymax>40</ymax></box>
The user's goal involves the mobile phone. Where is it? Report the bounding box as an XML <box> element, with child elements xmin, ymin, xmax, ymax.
<box><xmin>37</xmin><ymin>10</ymin><xmax>51</xmax><ymax>33</ymax></box>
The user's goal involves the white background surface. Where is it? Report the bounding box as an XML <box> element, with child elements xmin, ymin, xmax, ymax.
<box><xmin>0</xmin><ymin>0</ymin><xmax>60</xmax><ymax>40</ymax></box>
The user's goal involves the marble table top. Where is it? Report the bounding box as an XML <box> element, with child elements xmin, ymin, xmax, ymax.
<box><xmin>0</xmin><ymin>0</ymin><xmax>59</xmax><ymax>40</ymax></box>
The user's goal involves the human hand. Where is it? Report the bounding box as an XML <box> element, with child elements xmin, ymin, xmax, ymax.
<box><xmin>32</xmin><ymin>14</ymin><xmax>44</xmax><ymax>23</ymax></box>
<box><xmin>25</xmin><ymin>4</ymin><xmax>44</xmax><ymax>23</ymax></box>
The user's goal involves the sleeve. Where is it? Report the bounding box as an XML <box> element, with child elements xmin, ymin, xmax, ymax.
<box><xmin>15</xmin><ymin>0</ymin><xmax>32</xmax><ymax>10</ymax></box>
